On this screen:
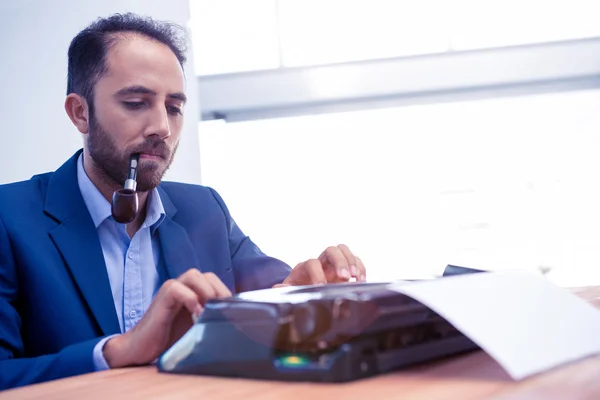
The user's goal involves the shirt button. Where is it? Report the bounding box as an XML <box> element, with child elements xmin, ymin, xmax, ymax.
<box><xmin>128</xmin><ymin>252</ymin><xmax>133</xmax><ymax>260</ymax></box>
<box><xmin>129</xmin><ymin>310</ymin><xmax>137</xmax><ymax>318</ymax></box>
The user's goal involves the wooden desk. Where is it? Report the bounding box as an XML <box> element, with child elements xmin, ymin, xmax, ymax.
<box><xmin>3</xmin><ymin>287</ymin><xmax>600</xmax><ymax>400</ymax></box>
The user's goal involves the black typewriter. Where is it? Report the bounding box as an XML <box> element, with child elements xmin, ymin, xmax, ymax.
<box><xmin>157</xmin><ymin>281</ymin><xmax>479</xmax><ymax>382</ymax></box>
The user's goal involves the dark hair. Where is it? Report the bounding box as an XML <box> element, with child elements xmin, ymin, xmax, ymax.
<box><xmin>66</xmin><ymin>13</ymin><xmax>188</xmax><ymax>104</ymax></box>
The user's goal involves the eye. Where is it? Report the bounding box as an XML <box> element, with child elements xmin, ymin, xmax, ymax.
<box><xmin>167</xmin><ymin>105</ymin><xmax>182</xmax><ymax>116</ymax></box>
<box><xmin>123</xmin><ymin>101</ymin><xmax>145</xmax><ymax>110</ymax></box>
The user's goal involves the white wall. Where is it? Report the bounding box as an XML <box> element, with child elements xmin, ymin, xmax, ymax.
<box><xmin>0</xmin><ymin>0</ymin><xmax>201</xmax><ymax>185</ymax></box>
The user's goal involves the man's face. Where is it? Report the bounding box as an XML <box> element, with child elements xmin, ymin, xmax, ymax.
<box><xmin>86</xmin><ymin>34</ymin><xmax>186</xmax><ymax>192</ymax></box>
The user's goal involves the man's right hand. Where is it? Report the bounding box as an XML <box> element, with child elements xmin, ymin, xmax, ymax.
<box><xmin>103</xmin><ymin>269</ymin><xmax>232</xmax><ymax>368</ymax></box>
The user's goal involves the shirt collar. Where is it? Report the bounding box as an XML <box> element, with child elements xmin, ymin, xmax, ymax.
<box><xmin>76</xmin><ymin>153</ymin><xmax>166</xmax><ymax>232</ymax></box>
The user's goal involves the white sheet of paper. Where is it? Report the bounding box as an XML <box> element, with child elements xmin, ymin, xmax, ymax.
<box><xmin>389</xmin><ymin>271</ymin><xmax>600</xmax><ymax>380</ymax></box>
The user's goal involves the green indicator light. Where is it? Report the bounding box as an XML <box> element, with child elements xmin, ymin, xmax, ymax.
<box><xmin>279</xmin><ymin>355</ymin><xmax>310</xmax><ymax>367</ymax></box>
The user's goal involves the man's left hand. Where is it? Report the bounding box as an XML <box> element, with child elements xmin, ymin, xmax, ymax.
<box><xmin>275</xmin><ymin>244</ymin><xmax>366</xmax><ymax>287</ymax></box>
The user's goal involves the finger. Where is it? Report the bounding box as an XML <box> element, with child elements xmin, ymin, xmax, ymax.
<box><xmin>178</xmin><ymin>269</ymin><xmax>217</xmax><ymax>305</ymax></box>
<box><xmin>355</xmin><ymin>256</ymin><xmax>367</xmax><ymax>282</ymax></box>
<box><xmin>299</xmin><ymin>259</ymin><xmax>328</xmax><ymax>285</ymax></box>
<box><xmin>160</xmin><ymin>279</ymin><xmax>203</xmax><ymax>320</ymax></box>
<box><xmin>272</xmin><ymin>283</ymin><xmax>290</xmax><ymax>289</ymax></box>
<box><xmin>203</xmin><ymin>272</ymin><xmax>233</xmax><ymax>298</ymax></box>
<box><xmin>337</xmin><ymin>244</ymin><xmax>358</xmax><ymax>278</ymax></box>
<box><xmin>319</xmin><ymin>246</ymin><xmax>351</xmax><ymax>281</ymax></box>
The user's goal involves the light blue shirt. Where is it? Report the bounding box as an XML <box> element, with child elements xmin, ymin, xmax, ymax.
<box><xmin>76</xmin><ymin>154</ymin><xmax>166</xmax><ymax>370</ymax></box>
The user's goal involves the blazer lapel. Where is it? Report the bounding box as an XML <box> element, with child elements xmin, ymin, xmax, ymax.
<box><xmin>156</xmin><ymin>187</ymin><xmax>200</xmax><ymax>279</ymax></box>
<box><xmin>45</xmin><ymin>151</ymin><xmax>121</xmax><ymax>336</ymax></box>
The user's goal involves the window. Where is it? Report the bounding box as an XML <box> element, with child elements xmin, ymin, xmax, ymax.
<box><xmin>189</xmin><ymin>0</ymin><xmax>600</xmax><ymax>74</ymax></box>
<box><xmin>277</xmin><ymin>0</ymin><xmax>452</xmax><ymax>66</ymax></box>
<box><xmin>450</xmin><ymin>0</ymin><xmax>600</xmax><ymax>50</ymax></box>
<box><xmin>198</xmin><ymin>89</ymin><xmax>600</xmax><ymax>286</ymax></box>
<box><xmin>189</xmin><ymin>0</ymin><xmax>280</xmax><ymax>75</ymax></box>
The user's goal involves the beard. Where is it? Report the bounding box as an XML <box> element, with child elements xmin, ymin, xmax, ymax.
<box><xmin>87</xmin><ymin>107</ymin><xmax>178</xmax><ymax>192</ymax></box>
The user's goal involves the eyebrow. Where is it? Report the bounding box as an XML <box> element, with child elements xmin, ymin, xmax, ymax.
<box><xmin>116</xmin><ymin>85</ymin><xmax>187</xmax><ymax>103</ymax></box>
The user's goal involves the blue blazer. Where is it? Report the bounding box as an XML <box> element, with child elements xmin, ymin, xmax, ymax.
<box><xmin>0</xmin><ymin>150</ymin><xmax>292</xmax><ymax>389</ymax></box>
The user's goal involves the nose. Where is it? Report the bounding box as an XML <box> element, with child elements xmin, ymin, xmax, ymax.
<box><xmin>144</xmin><ymin>105</ymin><xmax>171</xmax><ymax>139</ymax></box>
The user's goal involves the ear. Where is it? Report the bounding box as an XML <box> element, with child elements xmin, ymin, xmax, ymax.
<box><xmin>64</xmin><ymin>93</ymin><xmax>90</xmax><ymax>134</ymax></box>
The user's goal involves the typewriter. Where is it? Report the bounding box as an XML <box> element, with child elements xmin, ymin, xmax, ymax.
<box><xmin>157</xmin><ymin>279</ymin><xmax>479</xmax><ymax>382</ymax></box>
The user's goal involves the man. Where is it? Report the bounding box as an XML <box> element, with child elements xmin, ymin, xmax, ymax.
<box><xmin>0</xmin><ymin>13</ymin><xmax>366</xmax><ymax>389</ymax></box>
